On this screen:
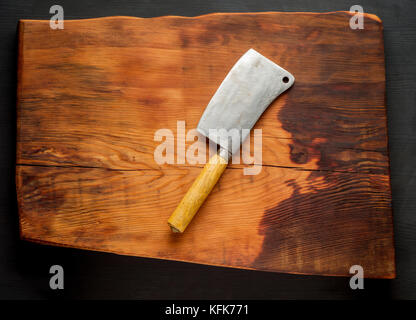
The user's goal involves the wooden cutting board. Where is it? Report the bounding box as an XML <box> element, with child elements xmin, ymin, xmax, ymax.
<box><xmin>16</xmin><ymin>12</ymin><xmax>395</xmax><ymax>278</ymax></box>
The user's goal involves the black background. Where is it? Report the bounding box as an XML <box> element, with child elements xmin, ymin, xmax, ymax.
<box><xmin>0</xmin><ymin>0</ymin><xmax>415</xmax><ymax>299</ymax></box>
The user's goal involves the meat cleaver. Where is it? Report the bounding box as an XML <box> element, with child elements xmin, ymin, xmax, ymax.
<box><xmin>168</xmin><ymin>49</ymin><xmax>295</xmax><ymax>233</ymax></box>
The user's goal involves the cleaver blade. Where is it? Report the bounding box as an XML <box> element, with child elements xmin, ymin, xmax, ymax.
<box><xmin>197</xmin><ymin>48</ymin><xmax>295</xmax><ymax>155</ymax></box>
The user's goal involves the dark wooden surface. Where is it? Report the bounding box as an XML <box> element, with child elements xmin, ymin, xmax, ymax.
<box><xmin>16</xmin><ymin>12</ymin><xmax>394</xmax><ymax>278</ymax></box>
<box><xmin>1</xmin><ymin>0</ymin><xmax>416</xmax><ymax>299</ymax></box>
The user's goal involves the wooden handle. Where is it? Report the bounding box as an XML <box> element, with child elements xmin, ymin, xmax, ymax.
<box><xmin>168</xmin><ymin>150</ymin><xmax>229</xmax><ymax>233</ymax></box>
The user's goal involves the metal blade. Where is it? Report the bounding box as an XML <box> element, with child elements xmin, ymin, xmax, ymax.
<box><xmin>197</xmin><ymin>48</ymin><xmax>295</xmax><ymax>155</ymax></box>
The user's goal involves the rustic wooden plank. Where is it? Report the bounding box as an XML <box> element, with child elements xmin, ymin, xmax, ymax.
<box><xmin>17</xmin><ymin>13</ymin><xmax>388</xmax><ymax>174</ymax></box>
<box><xmin>17</xmin><ymin>163</ymin><xmax>394</xmax><ymax>277</ymax></box>
<box><xmin>16</xmin><ymin>12</ymin><xmax>395</xmax><ymax>277</ymax></box>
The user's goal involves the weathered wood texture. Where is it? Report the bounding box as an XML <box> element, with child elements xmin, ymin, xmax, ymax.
<box><xmin>16</xmin><ymin>12</ymin><xmax>395</xmax><ymax>278</ymax></box>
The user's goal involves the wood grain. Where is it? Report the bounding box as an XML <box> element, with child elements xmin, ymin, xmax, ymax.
<box><xmin>16</xmin><ymin>12</ymin><xmax>395</xmax><ymax>278</ymax></box>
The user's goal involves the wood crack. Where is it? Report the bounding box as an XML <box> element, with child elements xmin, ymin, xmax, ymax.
<box><xmin>16</xmin><ymin>162</ymin><xmax>385</xmax><ymax>176</ymax></box>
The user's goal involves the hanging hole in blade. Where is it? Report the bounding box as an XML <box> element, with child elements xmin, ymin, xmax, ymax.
<box><xmin>282</xmin><ymin>76</ymin><xmax>289</xmax><ymax>83</ymax></box>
